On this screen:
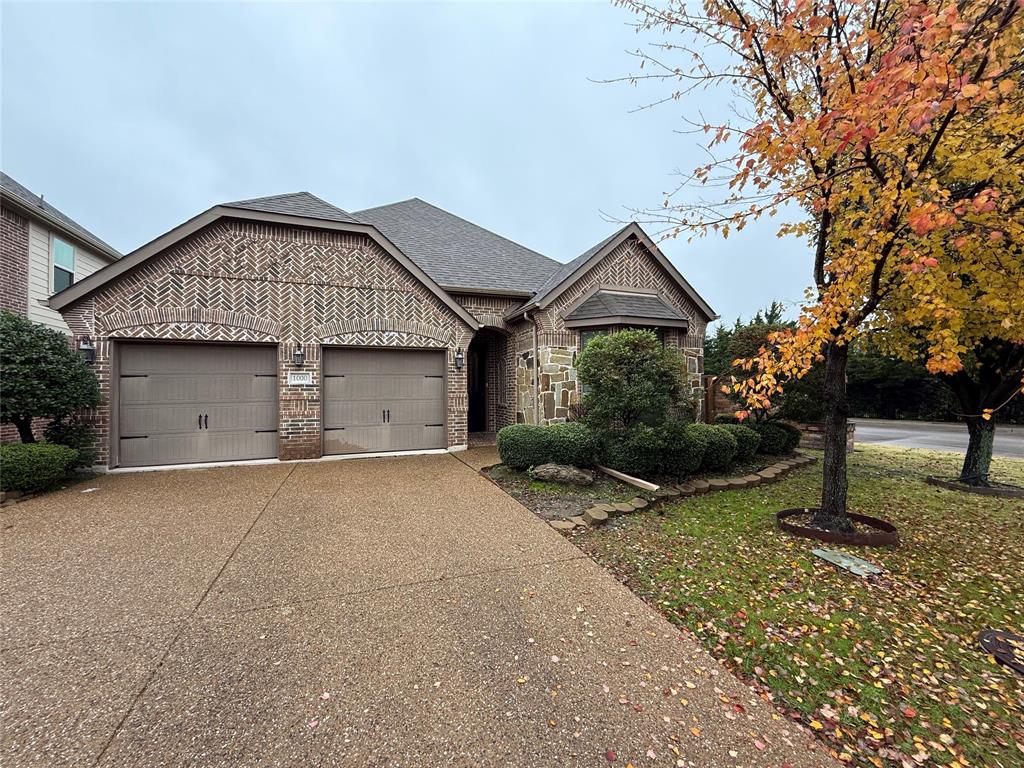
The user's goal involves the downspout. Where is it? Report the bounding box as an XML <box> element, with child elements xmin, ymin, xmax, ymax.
<box><xmin>525</xmin><ymin>310</ymin><xmax>539</xmax><ymax>425</ymax></box>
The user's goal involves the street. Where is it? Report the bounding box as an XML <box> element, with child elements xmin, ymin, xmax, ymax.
<box><xmin>853</xmin><ymin>418</ymin><xmax>1023</xmax><ymax>458</ymax></box>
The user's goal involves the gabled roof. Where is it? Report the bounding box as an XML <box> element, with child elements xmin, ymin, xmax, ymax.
<box><xmin>563</xmin><ymin>289</ymin><xmax>690</xmax><ymax>328</ymax></box>
<box><xmin>355</xmin><ymin>198</ymin><xmax>559</xmax><ymax>295</ymax></box>
<box><xmin>222</xmin><ymin>191</ymin><xmax>360</xmax><ymax>224</ymax></box>
<box><xmin>49</xmin><ymin>200</ymin><xmax>479</xmax><ymax>329</ymax></box>
<box><xmin>508</xmin><ymin>223</ymin><xmax>717</xmax><ymax>322</ymax></box>
<box><xmin>1</xmin><ymin>171</ymin><xmax>121</xmax><ymax>261</ymax></box>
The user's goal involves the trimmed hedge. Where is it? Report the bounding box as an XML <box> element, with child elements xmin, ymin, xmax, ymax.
<box><xmin>601</xmin><ymin>424</ymin><xmax>664</xmax><ymax>477</ymax></box>
<box><xmin>43</xmin><ymin>418</ymin><xmax>98</xmax><ymax>468</ymax></box>
<box><xmin>497</xmin><ymin>423</ymin><xmax>600</xmax><ymax>471</ymax></box>
<box><xmin>720</xmin><ymin>423</ymin><xmax>761</xmax><ymax>461</ymax></box>
<box><xmin>699</xmin><ymin>424</ymin><xmax>739</xmax><ymax>471</ymax></box>
<box><xmin>752</xmin><ymin>421</ymin><xmax>789</xmax><ymax>454</ymax></box>
<box><xmin>0</xmin><ymin>443</ymin><xmax>79</xmax><ymax>493</ymax></box>
<box><xmin>714</xmin><ymin>413</ymin><xmax>741</xmax><ymax>424</ymax></box>
<box><xmin>776</xmin><ymin>421</ymin><xmax>802</xmax><ymax>453</ymax></box>
<box><xmin>658</xmin><ymin>420</ymin><xmax>707</xmax><ymax>478</ymax></box>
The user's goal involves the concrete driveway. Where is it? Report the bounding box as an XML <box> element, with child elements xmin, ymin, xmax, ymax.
<box><xmin>1</xmin><ymin>453</ymin><xmax>834</xmax><ymax>767</ymax></box>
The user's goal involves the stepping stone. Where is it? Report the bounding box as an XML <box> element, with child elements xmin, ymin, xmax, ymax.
<box><xmin>742</xmin><ymin>474</ymin><xmax>762</xmax><ymax>487</ymax></box>
<box><xmin>652</xmin><ymin>486</ymin><xmax>680</xmax><ymax>499</ymax></box>
<box><xmin>756</xmin><ymin>470</ymin><xmax>779</xmax><ymax>483</ymax></box>
<box><xmin>675</xmin><ymin>483</ymin><xmax>696</xmax><ymax>497</ymax></box>
<box><xmin>707</xmin><ymin>478</ymin><xmax>731</xmax><ymax>491</ymax></box>
<box><xmin>594</xmin><ymin>503</ymin><xmax>617</xmax><ymax>513</ymax></box>
<box><xmin>583</xmin><ymin>508</ymin><xmax>609</xmax><ymax>525</ymax></box>
<box><xmin>550</xmin><ymin>520</ymin><xmax>576</xmax><ymax>531</ymax></box>
<box><xmin>629</xmin><ymin>497</ymin><xmax>649</xmax><ymax>510</ymax></box>
<box><xmin>570</xmin><ymin>515</ymin><xmax>588</xmax><ymax>527</ymax></box>
<box><xmin>726</xmin><ymin>477</ymin><xmax>748</xmax><ymax>489</ymax></box>
<box><xmin>611</xmin><ymin>502</ymin><xmax>634</xmax><ymax>515</ymax></box>
<box><xmin>690</xmin><ymin>480</ymin><xmax>711</xmax><ymax>494</ymax></box>
<box><xmin>770</xmin><ymin>463</ymin><xmax>790</xmax><ymax>473</ymax></box>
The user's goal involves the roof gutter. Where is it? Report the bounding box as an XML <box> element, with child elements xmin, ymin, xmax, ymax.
<box><xmin>1</xmin><ymin>190</ymin><xmax>121</xmax><ymax>262</ymax></box>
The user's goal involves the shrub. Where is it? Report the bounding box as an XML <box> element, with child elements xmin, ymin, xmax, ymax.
<box><xmin>544</xmin><ymin>422</ymin><xmax>601</xmax><ymax>467</ymax></box>
<box><xmin>0</xmin><ymin>443</ymin><xmax>79</xmax><ymax>493</ymax></box>
<box><xmin>700</xmin><ymin>425</ymin><xmax>739</xmax><ymax>471</ymax></box>
<box><xmin>577</xmin><ymin>330</ymin><xmax>688</xmax><ymax>429</ymax></box>
<box><xmin>752</xmin><ymin>421</ymin><xmax>789</xmax><ymax>454</ymax></box>
<box><xmin>714</xmin><ymin>413</ymin><xmax>741</xmax><ymax>424</ymax></box>
<box><xmin>601</xmin><ymin>424</ymin><xmax>664</xmax><ymax>477</ymax></box>
<box><xmin>43</xmin><ymin>417</ymin><xmax>98</xmax><ymax>468</ymax></box>
<box><xmin>721</xmin><ymin>423</ymin><xmax>761</xmax><ymax>461</ymax></box>
<box><xmin>775</xmin><ymin>421</ymin><xmax>802</xmax><ymax>453</ymax></box>
<box><xmin>659</xmin><ymin>421</ymin><xmax>707</xmax><ymax>478</ymax></box>
<box><xmin>497</xmin><ymin>425</ymin><xmax>549</xmax><ymax>470</ymax></box>
<box><xmin>0</xmin><ymin>311</ymin><xmax>101</xmax><ymax>443</ymax></box>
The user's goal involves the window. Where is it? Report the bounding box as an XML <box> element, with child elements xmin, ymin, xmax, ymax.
<box><xmin>52</xmin><ymin>237</ymin><xmax>75</xmax><ymax>292</ymax></box>
<box><xmin>579</xmin><ymin>329</ymin><xmax>607</xmax><ymax>350</ymax></box>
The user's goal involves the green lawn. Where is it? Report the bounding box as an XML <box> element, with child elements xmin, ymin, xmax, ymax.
<box><xmin>575</xmin><ymin>446</ymin><xmax>1023</xmax><ymax>768</ymax></box>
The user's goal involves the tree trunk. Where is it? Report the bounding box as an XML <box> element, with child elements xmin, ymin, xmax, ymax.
<box><xmin>814</xmin><ymin>341</ymin><xmax>854</xmax><ymax>532</ymax></box>
<box><xmin>960</xmin><ymin>416</ymin><xmax>995</xmax><ymax>486</ymax></box>
<box><xmin>14</xmin><ymin>417</ymin><xmax>36</xmax><ymax>443</ymax></box>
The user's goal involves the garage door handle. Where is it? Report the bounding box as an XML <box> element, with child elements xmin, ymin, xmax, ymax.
<box><xmin>204</xmin><ymin>414</ymin><xmax>209</xmax><ymax>430</ymax></box>
<box><xmin>382</xmin><ymin>409</ymin><xmax>386</xmax><ymax>423</ymax></box>
<box><xmin>198</xmin><ymin>414</ymin><xmax>202</xmax><ymax>430</ymax></box>
<box><xmin>386</xmin><ymin>409</ymin><xmax>390</xmax><ymax>423</ymax></box>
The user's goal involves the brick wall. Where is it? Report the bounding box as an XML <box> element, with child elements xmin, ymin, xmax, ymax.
<box><xmin>59</xmin><ymin>219</ymin><xmax>473</xmax><ymax>465</ymax></box>
<box><xmin>1</xmin><ymin>204</ymin><xmax>29</xmax><ymax>316</ymax></box>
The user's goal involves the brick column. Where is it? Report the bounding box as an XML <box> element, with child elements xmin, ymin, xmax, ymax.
<box><xmin>278</xmin><ymin>341</ymin><xmax>321</xmax><ymax>460</ymax></box>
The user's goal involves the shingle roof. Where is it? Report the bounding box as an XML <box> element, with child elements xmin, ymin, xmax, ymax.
<box><xmin>564</xmin><ymin>289</ymin><xmax>688</xmax><ymax>323</ymax></box>
<box><xmin>1</xmin><ymin>171</ymin><xmax>120</xmax><ymax>260</ymax></box>
<box><xmin>355</xmin><ymin>198</ymin><xmax>561</xmax><ymax>294</ymax></box>
<box><xmin>529</xmin><ymin>225</ymin><xmax>628</xmax><ymax>305</ymax></box>
<box><xmin>221</xmin><ymin>191</ymin><xmax>360</xmax><ymax>224</ymax></box>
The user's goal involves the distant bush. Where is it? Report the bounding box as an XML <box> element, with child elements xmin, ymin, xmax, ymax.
<box><xmin>43</xmin><ymin>417</ymin><xmax>98</xmax><ymax>468</ymax></box>
<box><xmin>714</xmin><ymin>413</ymin><xmax>741</xmax><ymax>424</ymax></box>
<box><xmin>752</xmin><ymin>422</ymin><xmax>789</xmax><ymax>454</ymax></box>
<box><xmin>720</xmin><ymin>423</ymin><xmax>761</xmax><ymax>461</ymax></box>
<box><xmin>497</xmin><ymin>423</ymin><xmax>600</xmax><ymax>470</ymax></box>
<box><xmin>544</xmin><ymin>422</ymin><xmax>601</xmax><ymax>467</ymax></box>
<box><xmin>775</xmin><ymin>421</ymin><xmax>802</xmax><ymax>453</ymax></box>
<box><xmin>0</xmin><ymin>443</ymin><xmax>79</xmax><ymax>493</ymax></box>
<box><xmin>497</xmin><ymin>425</ymin><xmax>549</xmax><ymax>470</ymax></box>
<box><xmin>658</xmin><ymin>421</ymin><xmax>707</xmax><ymax>478</ymax></box>
<box><xmin>601</xmin><ymin>424</ymin><xmax>664</xmax><ymax>477</ymax></box>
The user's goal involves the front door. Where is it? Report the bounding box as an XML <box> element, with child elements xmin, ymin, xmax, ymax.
<box><xmin>467</xmin><ymin>338</ymin><xmax>486</xmax><ymax>432</ymax></box>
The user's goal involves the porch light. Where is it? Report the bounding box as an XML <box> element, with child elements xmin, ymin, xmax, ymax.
<box><xmin>292</xmin><ymin>344</ymin><xmax>306</xmax><ymax>367</ymax></box>
<box><xmin>78</xmin><ymin>336</ymin><xmax>96</xmax><ymax>365</ymax></box>
<box><xmin>454</xmin><ymin>347</ymin><xmax>465</xmax><ymax>369</ymax></box>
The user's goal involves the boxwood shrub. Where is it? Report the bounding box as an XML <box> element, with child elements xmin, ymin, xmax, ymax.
<box><xmin>713</xmin><ymin>413</ymin><xmax>741</xmax><ymax>424</ymax></box>
<box><xmin>687</xmin><ymin>423</ymin><xmax>738</xmax><ymax>471</ymax></box>
<box><xmin>601</xmin><ymin>424</ymin><xmax>663</xmax><ymax>477</ymax></box>
<box><xmin>497</xmin><ymin>425</ymin><xmax>549</xmax><ymax>470</ymax></box>
<box><xmin>776</xmin><ymin>421</ymin><xmax>802</xmax><ymax>453</ymax></box>
<box><xmin>0</xmin><ymin>443</ymin><xmax>79</xmax><ymax>493</ymax></box>
<box><xmin>659</xmin><ymin>421</ymin><xmax>707</xmax><ymax>478</ymax></box>
<box><xmin>720</xmin><ymin>423</ymin><xmax>761</xmax><ymax>461</ymax></box>
<box><xmin>544</xmin><ymin>422</ymin><xmax>600</xmax><ymax>467</ymax></box>
<box><xmin>752</xmin><ymin>421</ymin><xmax>789</xmax><ymax>454</ymax></box>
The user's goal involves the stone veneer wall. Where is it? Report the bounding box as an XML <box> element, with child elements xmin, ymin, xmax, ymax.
<box><xmin>59</xmin><ymin>219</ymin><xmax>473</xmax><ymax>465</ymax></box>
<box><xmin>515</xmin><ymin>235</ymin><xmax>708</xmax><ymax>425</ymax></box>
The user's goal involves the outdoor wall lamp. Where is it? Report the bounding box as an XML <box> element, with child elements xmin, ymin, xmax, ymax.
<box><xmin>292</xmin><ymin>344</ymin><xmax>306</xmax><ymax>367</ymax></box>
<box><xmin>78</xmin><ymin>336</ymin><xmax>96</xmax><ymax>365</ymax></box>
<box><xmin>454</xmin><ymin>347</ymin><xmax>465</xmax><ymax>370</ymax></box>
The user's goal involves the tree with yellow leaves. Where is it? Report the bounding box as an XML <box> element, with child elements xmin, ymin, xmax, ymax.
<box><xmin>618</xmin><ymin>0</ymin><xmax>1023</xmax><ymax>529</ymax></box>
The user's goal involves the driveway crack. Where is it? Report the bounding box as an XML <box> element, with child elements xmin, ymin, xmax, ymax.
<box><xmin>91</xmin><ymin>462</ymin><xmax>298</xmax><ymax>766</ymax></box>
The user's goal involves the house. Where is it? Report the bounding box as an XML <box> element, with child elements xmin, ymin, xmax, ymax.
<box><xmin>1</xmin><ymin>172</ymin><xmax>121</xmax><ymax>443</ymax></box>
<box><xmin>49</xmin><ymin>193</ymin><xmax>716</xmax><ymax>469</ymax></box>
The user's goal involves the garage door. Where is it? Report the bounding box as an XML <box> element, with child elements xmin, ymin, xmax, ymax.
<box><xmin>118</xmin><ymin>344</ymin><xmax>278</xmax><ymax>467</ymax></box>
<box><xmin>323</xmin><ymin>348</ymin><xmax>446</xmax><ymax>455</ymax></box>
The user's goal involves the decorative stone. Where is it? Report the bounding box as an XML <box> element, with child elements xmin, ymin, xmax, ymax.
<box><xmin>756</xmin><ymin>470</ymin><xmax>778</xmax><ymax>483</ymax></box>
<box><xmin>690</xmin><ymin>480</ymin><xmax>711</xmax><ymax>494</ymax></box>
<box><xmin>726</xmin><ymin>477</ymin><xmax>748</xmax><ymax>489</ymax></box>
<box><xmin>707</xmin><ymin>479</ymin><xmax>731</xmax><ymax>491</ymax></box>
<box><xmin>550</xmin><ymin>520</ymin><xmax>576</xmax><ymax>531</ymax></box>
<box><xmin>570</xmin><ymin>515</ymin><xmax>588</xmax><ymax>527</ymax></box>
<box><xmin>742</xmin><ymin>474</ymin><xmax>762</xmax><ymax>486</ymax></box>
<box><xmin>611</xmin><ymin>502</ymin><xmax>634</xmax><ymax>515</ymax></box>
<box><xmin>629</xmin><ymin>497</ymin><xmax>649</xmax><ymax>510</ymax></box>
<box><xmin>594</xmin><ymin>503</ymin><xmax>617</xmax><ymax>513</ymax></box>
<box><xmin>675</xmin><ymin>483</ymin><xmax>696</xmax><ymax>496</ymax></box>
<box><xmin>652</xmin><ymin>486</ymin><xmax>680</xmax><ymax>499</ymax></box>
<box><xmin>583</xmin><ymin>508</ymin><xmax>609</xmax><ymax>525</ymax></box>
<box><xmin>529</xmin><ymin>463</ymin><xmax>594</xmax><ymax>486</ymax></box>
<box><xmin>6</xmin><ymin>490</ymin><xmax>22</xmax><ymax>500</ymax></box>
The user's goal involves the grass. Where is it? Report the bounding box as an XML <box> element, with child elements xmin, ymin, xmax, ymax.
<box><xmin>574</xmin><ymin>446</ymin><xmax>1024</xmax><ymax>768</ymax></box>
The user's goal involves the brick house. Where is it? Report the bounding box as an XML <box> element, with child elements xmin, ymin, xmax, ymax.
<box><xmin>1</xmin><ymin>172</ymin><xmax>121</xmax><ymax>442</ymax></box>
<box><xmin>49</xmin><ymin>192</ymin><xmax>716</xmax><ymax>468</ymax></box>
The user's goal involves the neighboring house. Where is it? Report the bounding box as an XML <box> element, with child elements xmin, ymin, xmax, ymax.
<box><xmin>1</xmin><ymin>172</ymin><xmax>121</xmax><ymax>332</ymax></box>
<box><xmin>50</xmin><ymin>192</ymin><xmax>716</xmax><ymax>469</ymax></box>
<box><xmin>1</xmin><ymin>172</ymin><xmax>121</xmax><ymax>443</ymax></box>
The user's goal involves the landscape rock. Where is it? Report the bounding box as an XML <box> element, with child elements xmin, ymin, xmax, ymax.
<box><xmin>690</xmin><ymin>480</ymin><xmax>711</xmax><ymax>494</ymax></box>
<box><xmin>549</xmin><ymin>519</ymin><xmax>576</xmax><ymax>531</ymax></box>
<box><xmin>611</xmin><ymin>502</ymin><xmax>634</xmax><ymax>516</ymax></box>
<box><xmin>583</xmin><ymin>508</ymin><xmax>609</xmax><ymax>525</ymax></box>
<box><xmin>529</xmin><ymin>463</ymin><xmax>594</xmax><ymax>485</ymax></box>
<box><xmin>629</xmin><ymin>497</ymin><xmax>649</xmax><ymax>510</ymax></box>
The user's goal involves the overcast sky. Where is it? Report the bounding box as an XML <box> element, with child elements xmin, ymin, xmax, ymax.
<box><xmin>2</xmin><ymin>1</ymin><xmax>810</xmax><ymax>328</ymax></box>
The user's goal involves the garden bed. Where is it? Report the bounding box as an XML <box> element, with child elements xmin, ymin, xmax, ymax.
<box><xmin>487</xmin><ymin>465</ymin><xmax>640</xmax><ymax>520</ymax></box>
<box><xmin>573</xmin><ymin>445</ymin><xmax>1024</xmax><ymax>768</ymax></box>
